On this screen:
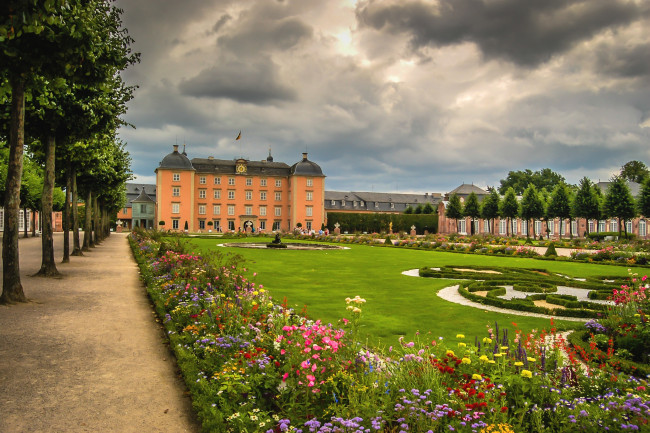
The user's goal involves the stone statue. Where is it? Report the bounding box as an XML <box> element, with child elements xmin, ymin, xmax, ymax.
<box><xmin>272</xmin><ymin>233</ymin><xmax>282</xmax><ymax>244</ymax></box>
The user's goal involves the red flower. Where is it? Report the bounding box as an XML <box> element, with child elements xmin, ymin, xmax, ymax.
<box><xmin>501</xmin><ymin>406</ymin><xmax>508</xmax><ymax>413</ymax></box>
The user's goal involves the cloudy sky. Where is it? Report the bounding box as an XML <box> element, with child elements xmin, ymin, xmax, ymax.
<box><xmin>115</xmin><ymin>0</ymin><xmax>650</xmax><ymax>193</ymax></box>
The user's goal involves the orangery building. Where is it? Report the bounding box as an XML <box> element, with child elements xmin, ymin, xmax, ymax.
<box><xmin>155</xmin><ymin>145</ymin><xmax>325</xmax><ymax>233</ymax></box>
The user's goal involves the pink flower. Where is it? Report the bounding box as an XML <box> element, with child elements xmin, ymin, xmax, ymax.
<box><xmin>282</xmin><ymin>373</ymin><xmax>289</xmax><ymax>382</ymax></box>
<box><xmin>280</xmin><ymin>349</ymin><xmax>286</xmax><ymax>355</ymax></box>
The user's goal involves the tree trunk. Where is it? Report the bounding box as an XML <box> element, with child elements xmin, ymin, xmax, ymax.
<box><xmin>31</xmin><ymin>207</ymin><xmax>36</xmax><ymax>237</ymax></box>
<box><xmin>1</xmin><ymin>77</ymin><xmax>27</xmax><ymax>304</ymax></box>
<box><xmin>62</xmin><ymin>163</ymin><xmax>71</xmax><ymax>263</ymax></box>
<box><xmin>91</xmin><ymin>195</ymin><xmax>98</xmax><ymax>246</ymax></box>
<box><xmin>35</xmin><ymin>135</ymin><xmax>60</xmax><ymax>277</ymax></box>
<box><xmin>71</xmin><ymin>166</ymin><xmax>82</xmax><ymax>256</ymax></box>
<box><xmin>23</xmin><ymin>206</ymin><xmax>28</xmax><ymax>238</ymax></box>
<box><xmin>83</xmin><ymin>190</ymin><xmax>92</xmax><ymax>251</ymax></box>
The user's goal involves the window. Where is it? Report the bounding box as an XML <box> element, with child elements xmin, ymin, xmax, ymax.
<box><xmin>172</xmin><ymin>203</ymin><xmax>180</xmax><ymax>214</ymax></box>
<box><xmin>275</xmin><ymin>179</ymin><xmax>282</xmax><ymax>187</ymax></box>
<box><xmin>588</xmin><ymin>220</ymin><xmax>595</xmax><ymax>233</ymax></box>
<box><xmin>228</xmin><ymin>177</ymin><xmax>235</xmax><ymax>185</ymax></box>
<box><xmin>198</xmin><ymin>205</ymin><xmax>206</xmax><ymax>215</ymax></box>
<box><xmin>260</xmin><ymin>191</ymin><xmax>267</xmax><ymax>200</ymax></box>
<box><xmin>390</xmin><ymin>203</ymin><xmax>394</xmax><ymax>209</ymax></box>
<box><xmin>228</xmin><ymin>190</ymin><xmax>235</xmax><ymax>200</ymax></box>
<box><xmin>330</xmin><ymin>200</ymin><xmax>335</xmax><ymax>206</ymax></box>
<box><xmin>306</xmin><ymin>192</ymin><xmax>313</xmax><ymax>201</ymax></box>
<box><xmin>275</xmin><ymin>207</ymin><xmax>281</xmax><ymax>216</ymax></box>
<box><xmin>483</xmin><ymin>220</ymin><xmax>489</xmax><ymax>233</ymax></box>
<box><xmin>228</xmin><ymin>220</ymin><xmax>235</xmax><ymax>231</ymax></box>
<box><xmin>511</xmin><ymin>219</ymin><xmax>517</xmax><ymax>235</ymax></box>
<box><xmin>199</xmin><ymin>189</ymin><xmax>206</xmax><ymax>199</ymax></box>
<box><xmin>213</xmin><ymin>205</ymin><xmax>221</xmax><ymax>215</ymax></box>
<box><xmin>199</xmin><ymin>220</ymin><xmax>205</xmax><ymax>230</ymax></box>
<box><xmin>172</xmin><ymin>219</ymin><xmax>179</xmax><ymax>229</ymax></box>
<box><xmin>598</xmin><ymin>220</ymin><xmax>606</xmax><ymax>232</ymax></box>
<box><xmin>341</xmin><ymin>200</ymin><xmax>345</xmax><ymax>207</ymax></box>
<box><xmin>306</xmin><ymin>221</ymin><xmax>312</xmax><ymax>230</ymax></box>
<box><xmin>521</xmin><ymin>220</ymin><xmax>527</xmax><ymax>236</ymax></box>
<box><xmin>245</xmin><ymin>191</ymin><xmax>252</xmax><ymax>200</ymax></box>
<box><xmin>640</xmin><ymin>220</ymin><xmax>647</xmax><ymax>237</ymax></box>
<box><xmin>260</xmin><ymin>179</ymin><xmax>267</xmax><ymax>187</ymax></box>
<box><xmin>571</xmin><ymin>221</ymin><xmax>578</xmax><ymax>236</ymax></box>
<box><xmin>260</xmin><ymin>206</ymin><xmax>267</xmax><ymax>216</ymax></box>
<box><xmin>499</xmin><ymin>220</ymin><xmax>507</xmax><ymax>235</ymax></box>
<box><xmin>213</xmin><ymin>220</ymin><xmax>221</xmax><ymax>230</ymax></box>
<box><xmin>458</xmin><ymin>219</ymin><xmax>466</xmax><ymax>235</ymax></box>
<box><xmin>535</xmin><ymin>220</ymin><xmax>542</xmax><ymax>236</ymax></box>
<box><xmin>228</xmin><ymin>205</ymin><xmax>235</xmax><ymax>216</ymax></box>
<box><xmin>353</xmin><ymin>201</ymin><xmax>357</xmax><ymax>207</ymax></box>
<box><xmin>306</xmin><ymin>206</ymin><xmax>313</xmax><ymax>217</ymax></box>
<box><xmin>214</xmin><ymin>177</ymin><xmax>221</xmax><ymax>185</ymax></box>
<box><xmin>360</xmin><ymin>201</ymin><xmax>365</xmax><ymax>207</ymax></box>
<box><xmin>173</xmin><ymin>173</ymin><xmax>180</xmax><ymax>182</ymax></box>
<box><xmin>610</xmin><ymin>219</ymin><xmax>618</xmax><ymax>233</ymax></box>
<box><xmin>246</xmin><ymin>178</ymin><xmax>252</xmax><ymax>186</ymax></box>
<box><xmin>199</xmin><ymin>176</ymin><xmax>206</xmax><ymax>184</ymax></box>
<box><xmin>548</xmin><ymin>221</ymin><xmax>554</xmax><ymax>235</ymax></box>
<box><xmin>560</xmin><ymin>221</ymin><xmax>566</xmax><ymax>236</ymax></box>
<box><xmin>307</xmin><ymin>178</ymin><xmax>313</xmax><ymax>187</ymax></box>
<box><xmin>259</xmin><ymin>220</ymin><xmax>266</xmax><ymax>230</ymax></box>
<box><xmin>245</xmin><ymin>205</ymin><xmax>252</xmax><ymax>215</ymax></box>
<box><xmin>273</xmin><ymin>221</ymin><xmax>281</xmax><ymax>231</ymax></box>
<box><xmin>375</xmin><ymin>202</ymin><xmax>379</xmax><ymax>208</ymax></box>
<box><xmin>140</xmin><ymin>204</ymin><xmax>147</xmax><ymax>213</ymax></box>
<box><xmin>214</xmin><ymin>189</ymin><xmax>221</xmax><ymax>199</ymax></box>
<box><xmin>626</xmin><ymin>221</ymin><xmax>633</xmax><ymax>234</ymax></box>
<box><xmin>172</xmin><ymin>187</ymin><xmax>180</xmax><ymax>197</ymax></box>
<box><xmin>275</xmin><ymin>192</ymin><xmax>282</xmax><ymax>201</ymax></box>
<box><xmin>123</xmin><ymin>207</ymin><xmax>128</xmax><ymax>214</ymax></box>
<box><xmin>473</xmin><ymin>219</ymin><xmax>479</xmax><ymax>234</ymax></box>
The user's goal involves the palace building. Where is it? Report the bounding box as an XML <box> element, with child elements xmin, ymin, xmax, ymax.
<box><xmin>155</xmin><ymin>145</ymin><xmax>325</xmax><ymax>233</ymax></box>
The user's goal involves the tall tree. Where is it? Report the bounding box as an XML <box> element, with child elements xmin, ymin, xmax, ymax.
<box><xmin>500</xmin><ymin>188</ymin><xmax>519</xmax><ymax>236</ymax></box>
<box><xmin>445</xmin><ymin>193</ymin><xmax>463</xmax><ymax>233</ymax></box>
<box><xmin>519</xmin><ymin>184</ymin><xmax>544</xmax><ymax>239</ymax></box>
<box><xmin>572</xmin><ymin>177</ymin><xmax>601</xmax><ymax>236</ymax></box>
<box><xmin>620</xmin><ymin>160</ymin><xmax>649</xmax><ymax>184</ymax></box>
<box><xmin>480</xmin><ymin>188</ymin><xmax>500</xmax><ymax>234</ymax></box>
<box><xmin>603</xmin><ymin>176</ymin><xmax>636</xmax><ymax>237</ymax></box>
<box><xmin>637</xmin><ymin>177</ymin><xmax>650</xmax><ymax>219</ymax></box>
<box><xmin>498</xmin><ymin>168</ymin><xmax>566</xmax><ymax>195</ymax></box>
<box><xmin>547</xmin><ymin>183</ymin><xmax>572</xmax><ymax>240</ymax></box>
<box><xmin>463</xmin><ymin>192</ymin><xmax>480</xmax><ymax>235</ymax></box>
<box><xmin>422</xmin><ymin>202</ymin><xmax>434</xmax><ymax>214</ymax></box>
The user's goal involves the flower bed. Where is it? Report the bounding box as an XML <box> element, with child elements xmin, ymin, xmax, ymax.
<box><xmin>129</xmin><ymin>230</ymin><xmax>649</xmax><ymax>432</ymax></box>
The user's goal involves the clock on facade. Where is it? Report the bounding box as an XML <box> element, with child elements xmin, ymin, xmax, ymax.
<box><xmin>236</xmin><ymin>163</ymin><xmax>246</xmax><ymax>174</ymax></box>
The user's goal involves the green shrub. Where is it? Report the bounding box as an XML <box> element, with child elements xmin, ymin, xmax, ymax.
<box><xmin>544</xmin><ymin>242</ymin><xmax>557</xmax><ymax>257</ymax></box>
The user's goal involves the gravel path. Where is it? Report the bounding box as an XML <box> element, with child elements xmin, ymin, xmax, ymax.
<box><xmin>0</xmin><ymin>233</ymin><xmax>200</xmax><ymax>433</ymax></box>
<box><xmin>402</xmin><ymin>269</ymin><xmax>589</xmax><ymax>322</ymax></box>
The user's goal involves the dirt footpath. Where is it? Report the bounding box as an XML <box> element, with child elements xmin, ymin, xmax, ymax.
<box><xmin>0</xmin><ymin>233</ymin><xmax>200</xmax><ymax>433</ymax></box>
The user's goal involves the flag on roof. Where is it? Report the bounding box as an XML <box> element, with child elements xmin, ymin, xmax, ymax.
<box><xmin>235</xmin><ymin>130</ymin><xmax>241</xmax><ymax>140</ymax></box>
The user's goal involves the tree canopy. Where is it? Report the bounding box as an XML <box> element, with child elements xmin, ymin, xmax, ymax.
<box><xmin>498</xmin><ymin>168</ymin><xmax>566</xmax><ymax>195</ymax></box>
<box><xmin>620</xmin><ymin>160</ymin><xmax>649</xmax><ymax>184</ymax></box>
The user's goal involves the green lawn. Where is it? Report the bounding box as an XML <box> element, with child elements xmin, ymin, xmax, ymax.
<box><xmin>187</xmin><ymin>237</ymin><xmax>632</xmax><ymax>347</ymax></box>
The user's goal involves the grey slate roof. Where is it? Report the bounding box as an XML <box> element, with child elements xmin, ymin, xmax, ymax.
<box><xmin>596</xmin><ymin>181</ymin><xmax>641</xmax><ymax>197</ymax></box>
<box><xmin>125</xmin><ymin>183</ymin><xmax>156</xmax><ymax>208</ymax></box>
<box><xmin>159</xmin><ymin>147</ymin><xmax>194</xmax><ymax>170</ymax></box>
<box><xmin>191</xmin><ymin>158</ymin><xmax>291</xmax><ymax>176</ymax></box>
<box><xmin>325</xmin><ymin>191</ymin><xmax>441</xmax><ymax>213</ymax></box>
<box><xmin>290</xmin><ymin>153</ymin><xmax>324</xmax><ymax>176</ymax></box>
<box><xmin>448</xmin><ymin>183</ymin><xmax>489</xmax><ymax>196</ymax></box>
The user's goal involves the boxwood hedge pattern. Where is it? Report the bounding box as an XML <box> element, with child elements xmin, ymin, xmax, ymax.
<box><xmin>420</xmin><ymin>265</ymin><xmax>618</xmax><ymax>319</ymax></box>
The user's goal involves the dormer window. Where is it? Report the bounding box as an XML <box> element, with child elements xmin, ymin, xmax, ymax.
<box><xmin>331</xmin><ymin>200</ymin><xmax>335</xmax><ymax>206</ymax></box>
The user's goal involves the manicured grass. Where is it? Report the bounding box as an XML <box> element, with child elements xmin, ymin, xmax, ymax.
<box><xmin>188</xmin><ymin>237</ymin><xmax>631</xmax><ymax>347</ymax></box>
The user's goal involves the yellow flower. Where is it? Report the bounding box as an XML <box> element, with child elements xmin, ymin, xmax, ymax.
<box><xmin>493</xmin><ymin>353</ymin><xmax>502</xmax><ymax>358</ymax></box>
<box><xmin>527</xmin><ymin>357</ymin><xmax>536</xmax><ymax>362</ymax></box>
<box><xmin>462</xmin><ymin>357</ymin><xmax>471</xmax><ymax>364</ymax></box>
<box><xmin>488</xmin><ymin>360</ymin><xmax>496</xmax><ymax>364</ymax></box>
<box><xmin>456</xmin><ymin>334</ymin><xmax>465</xmax><ymax>339</ymax></box>
<box><xmin>514</xmin><ymin>362</ymin><xmax>524</xmax><ymax>366</ymax></box>
<box><xmin>483</xmin><ymin>337</ymin><xmax>492</xmax><ymax>344</ymax></box>
<box><xmin>253</xmin><ymin>291</ymin><xmax>259</xmax><ymax>296</ymax></box>
<box><xmin>479</xmin><ymin>355</ymin><xmax>489</xmax><ymax>362</ymax></box>
<box><xmin>521</xmin><ymin>370</ymin><xmax>532</xmax><ymax>378</ymax></box>
<box><xmin>472</xmin><ymin>374</ymin><xmax>483</xmax><ymax>380</ymax></box>
<box><xmin>458</xmin><ymin>342</ymin><xmax>467</xmax><ymax>348</ymax></box>
<box><xmin>500</xmin><ymin>346</ymin><xmax>509</xmax><ymax>351</ymax></box>
<box><xmin>446</xmin><ymin>350</ymin><xmax>455</xmax><ymax>357</ymax></box>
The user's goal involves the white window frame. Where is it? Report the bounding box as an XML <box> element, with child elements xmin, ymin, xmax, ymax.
<box><xmin>260</xmin><ymin>191</ymin><xmax>267</xmax><ymax>201</ymax></box>
<box><xmin>228</xmin><ymin>190</ymin><xmax>235</xmax><ymax>200</ymax></box>
<box><xmin>199</xmin><ymin>176</ymin><xmax>206</xmax><ymax>184</ymax></box>
<box><xmin>458</xmin><ymin>219</ymin><xmax>466</xmax><ymax>235</ymax></box>
<box><xmin>306</xmin><ymin>206</ymin><xmax>313</xmax><ymax>217</ymax></box>
<box><xmin>483</xmin><ymin>220</ymin><xmax>489</xmax><ymax>233</ymax></box>
<box><xmin>571</xmin><ymin>220</ymin><xmax>577</xmax><ymax>236</ymax></box>
<box><xmin>499</xmin><ymin>220</ymin><xmax>507</xmax><ymax>235</ymax></box>
<box><xmin>639</xmin><ymin>220</ymin><xmax>647</xmax><ymax>237</ymax></box>
<box><xmin>306</xmin><ymin>192</ymin><xmax>313</xmax><ymax>201</ymax></box>
<box><xmin>274</xmin><ymin>206</ymin><xmax>282</xmax><ymax>216</ymax></box>
<box><xmin>260</xmin><ymin>179</ymin><xmax>267</xmax><ymax>187</ymax></box>
<box><xmin>214</xmin><ymin>190</ymin><xmax>221</xmax><ymax>199</ymax></box>
<box><xmin>227</xmin><ymin>205</ymin><xmax>235</xmax><ymax>216</ymax></box>
<box><xmin>275</xmin><ymin>179</ymin><xmax>282</xmax><ymax>187</ymax></box>
<box><xmin>246</xmin><ymin>178</ymin><xmax>252</xmax><ymax>186</ymax></box>
<box><xmin>535</xmin><ymin>220</ymin><xmax>542</xmax><ymax>236</ymax></box>
<box><xmin>548</xmin><ymin>220</ymin><xmax>554</xmax><ymax>235</ymax></box>
<box><xmin>245</xmin><ymin>191</ymin><xmax>252</xmax><ymax>200</ymax></box>
<box><xmin>172</xmin><ymin>187</ymin><xmax>180</xmax><ymax>197</ymax></box>
<box><xmin>610</xmin><ymin>219</ymin><xmax>618</xmax><ymax>233</ymax></box>
<box><xmin>626</xmin><ymin>221</ymin><xmax>632</xmax><ymax>234</ymax></box>
<box><xmin>260</xmin><ymin>206</ymin><xmax>267</xmax><ymax>216</ymax></box>
<box><xmin>275</xmin><ymin>192</ymin><xmax>282</xmax><ymax>201</ymax></box>
<box><xmin>511</xmin><ymin>219</ymin><xmax>517</xmax><ymax>235</ymax></box>
<box><xmin>213</xmin><ymin>205</ymin><xmax>221</xmax><ymax>215</ymax></box>
<box><xmin>228</xmin><ymin>177</ymin><xmax>235</xmax><ymax>185</ymax></box>
<box><xmin>173</xmin><ymin>173</ymin><xmax>180</xmax><ymax>182</ymax></box>
<box><xmin>172</xmin><ymin>203</ymin><xmax>180</xmax><ymax>214</ymax></box>
<box><xmin>259</xmin><ymin>220</ymin><xmax>266</xmax><ymax>230</ymax></box>
<box><xmin>198</xmin><ymin>205</ymin><xmax>206</xmax><ymax>215</ymax></box>
<box><xmin>521</xmin><ymin>220</ymin><xmax>527</xmax><ymax>236</ymax></box>
<box><xmin>172</xmin><ymin>219</ymin><xmax>179</xmax><ymax>229</ymax></box>
<box><xmin>307</xmin><ymin>178</ymin><xmax>313</xmax><ymax>187</ymax></box>
<box><xmin>199</xmin><ymin>189</ymin><xmax>206</xmax><ymax>199</ymax></box>
<box><xmin>214</xmin><ymin>177</ymin><xmax>221</xmax><ymax>185</ymax></box>
<box><xmin>245</xmin><ymin>205</ymin><xmax>253</xmax><ymax>216</ymax></box>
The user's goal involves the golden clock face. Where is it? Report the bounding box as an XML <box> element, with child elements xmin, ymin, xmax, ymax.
<box><xmin>236</xmin><ymin>164</ymin><xmax>246</xmax><ymax>173</ymax></box>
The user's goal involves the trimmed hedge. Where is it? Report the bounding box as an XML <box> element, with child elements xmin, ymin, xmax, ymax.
<box><xmin>326</xmin><ymin>212</ymin><xmax>437</xmax><ymax>235</ymax></box>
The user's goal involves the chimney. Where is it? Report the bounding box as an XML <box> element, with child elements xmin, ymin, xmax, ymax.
<box><xmin>302</xmin><ymin>152</ymin><xmax>308</xmax><ymax>161</ymax></box>
<box><xmin>173</xmin><ymin>144</ymin><xmax>179</xmax><ymax>153</ymax></box>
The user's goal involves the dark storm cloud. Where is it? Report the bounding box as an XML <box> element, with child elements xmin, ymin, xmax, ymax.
<box><xmin>211</xmin><ymin>14</ymin><xmax>232</xmax><ymax>34</ymax></box>
<box><xmin>356</xmin><ymin>0</ymin><xmax>647</xmax><ymax>67</ymax></box>
<box><xmin>178</xmin><ymin>57</ymin><xmax>296</xmax><ymax>103</ymax></box>
<box><xmin>595</xmin><ymin>43</ymin><xmax>650</xmax><ymax>80</ymax></box>
<box><xmin>217</xmin><ymin>16</ymin><xmax>313</xmax><ymax>54</ymax></box>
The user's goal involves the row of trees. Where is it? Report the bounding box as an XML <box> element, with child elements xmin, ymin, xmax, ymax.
<box><xmin>446</xmin><ymin>176</ymin><xmax>649</xmax><ymax>238</ymax></box>
<box><xmin>1</xmin><ymin>1</ymin><xmax>139</xmax><ymax>303</ymax></box>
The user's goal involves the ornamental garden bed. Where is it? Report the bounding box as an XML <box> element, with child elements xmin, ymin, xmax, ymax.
<box><xmin>129</xmin><ymin>229</ymin><xmax>649</xmax><ymax>433</ymax></box>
